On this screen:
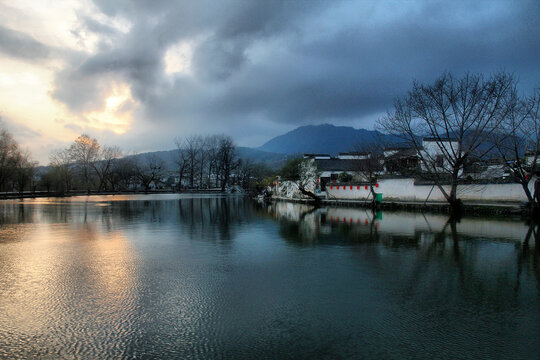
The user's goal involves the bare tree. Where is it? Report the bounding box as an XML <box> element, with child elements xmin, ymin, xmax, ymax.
<box><xmin>206</xmin><ymin>135</ymin><xmax>220</xmax><ymax>188</ymax></box>
<box><xmin>184</xmin><ymin>135</ymin><xmax>202</xmax><ymax>188</ymax></box>
<box><xmin>198</xmin><ymin>136</ymin><xmax>211</xmax><ymax>188</ymax></box>
<box><xmin>69</xmin><ymin>134</ymin><xmax>100</xmax><ymax>192</ymax></box>
<box><xmin>50</xmin><ymin>148</ymin><xmax>73</xmax><ymax>193</ymax></box>
<box><xmin>351</xmin><ymin>145</ymin><xmax>384</xmax><ymax>207</ymax></box>
<box><xmin>236</xmin><ymin>158</ymin><xmax>254</xmax><ymax>189</ymax></box>
<box><xmin>378</xmin><ymin>72</ymin><xmax>516</xmax><ymax>211</ymax></box>
<box><xmin>495</xmin><ymin>89</ymin><xmax>540</xmax><ymax>211</ymax></box>
<box><xmin>0</xmin><ymin>125</ymin><xmax>20</xmax><ymax>191</ymax></box>
<box><xmin>135</xmin><ymin>155</ymin><xmax>164</xmax><ymax>191</ymax></box>
<box><xmin>109</xmin><ymin>156</ymin><xmax>137</xmax><ymax>191</ymax></box>
<box><xmin>92</xmin><ymin>146</ymin><xmax>122</xmax><ymax>191</ymax></box>
<box><xmin>174</xmin><ymin>137</ymin><xmax>188</xmax><ymax>190</ymax></box>
<box><xmin>216</xmin><ymin>135</ymin><xmax>236</xmax><ymax>191</ymax></box>
<box><xmin>13</xmin><ymin>149</ymin><xmax>37</xmax><ymax>193</ymax></box>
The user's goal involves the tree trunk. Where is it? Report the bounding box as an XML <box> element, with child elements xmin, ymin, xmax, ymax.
<box><xmin>370</xmin><ymin>185</ymin><xmax>377</xmax><ymax>209</ymax></box>
<box><xmin>298</xmin><ymin>185</ymin><xmax>321</xmax><ymax>205</ymax></box>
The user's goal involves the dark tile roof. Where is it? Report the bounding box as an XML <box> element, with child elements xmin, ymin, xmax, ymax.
<box><xmin>304</xmin><ymin>153</ymin><xmax>331</xmax><ymax>157</ymax></box>
<box><xmin>315</xmin><ymin>158</ymin><xmax>381</xmax><ymax>172</ymax></box>
<box><xmin>385</xmin><ymin>148</ymin><xmax>419</xmax><ymax>159</ymax></box>
<box><xmin>338</xmin><ymin>151</ymin><xmax>370</xmax><ymax>156</ymax></box>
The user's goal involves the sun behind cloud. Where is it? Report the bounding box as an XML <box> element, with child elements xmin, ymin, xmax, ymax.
<box><xmin>84</xmin><ymin>83</ymin><xmax>136</xmax><ymax>135</ymax></box>
<box><xmin>164</xmin><ymin>40</ymin><xmax>195</xmax><ymax>76</ymax></box>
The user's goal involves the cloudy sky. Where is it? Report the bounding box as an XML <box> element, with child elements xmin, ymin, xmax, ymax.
<box><xmin>0</xmin><ymin>0</ymin><xmax>539</xmax><ymax>163</ymax></box>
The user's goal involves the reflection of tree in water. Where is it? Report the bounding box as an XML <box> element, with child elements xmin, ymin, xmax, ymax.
<box><xmin>374</xmin><ymin>215</ymin><xmax>540</xmax><ymax>312</ymax></box>
<box><xmin>515</xmin><ymin>220</ymin><xmax>540</xmax><ymax>293</ymax></box>
<box><xmin>178</xmin><ymin>196</ymin><xmax>257</xmax><ymax>241</ymax></box>
<box><xmin>0</xmin><ymin>201</ymin><xmax>35</xmax><ymax>225</ymax></box>
<box><xmin>74</xmin><ymin>196</ymin><xmax>258</xmax><ymax>242</ymax></box>
<box><xmin>271</xmin><ymin>203</ymin><xmax>381</xmax><ymax>246</ymax></box>
<box><xmin>277</xmin><ymin>207</ymin><xmax>320</xmax><ymax>245</ymax></box>
<box><xmin>270</xmin><ymin>201</ymin><xmax>540</xmax><ymax>304</ymax></box>
<box><xmin>0</xmin><ymin>202</ymin><xmax>36</xmax><ymax>243</ymax></box>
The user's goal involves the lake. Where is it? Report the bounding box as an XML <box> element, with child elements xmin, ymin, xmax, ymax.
<box><xmin>0</xmin><ymin>194</ymin><xmax>539</xmax><ymax>359</ymax></box>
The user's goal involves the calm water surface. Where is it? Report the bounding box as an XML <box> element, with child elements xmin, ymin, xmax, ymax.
<box><xmin>0</xmin><ymin>194</ymin><xmax>539</xmax><ymax>359</ymax></box>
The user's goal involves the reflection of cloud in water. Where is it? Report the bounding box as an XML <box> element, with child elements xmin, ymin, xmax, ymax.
<box><xmin>0</xmin><ymin>220</ymin><xmax>141</xmax><ymax>358</ymax></box>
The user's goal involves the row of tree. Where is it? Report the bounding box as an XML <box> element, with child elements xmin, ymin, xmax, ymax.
<box><xmin>174</xmin><ymin>134</ymin><xmax>271</xmax><ymax>191</ymax></box>
<box><xmin>175</xmin><ymin>135</ymin><xmax>235</xmax><ymax>191</ymax></box>
<box><xmin>0</xmin><ymin>128</ymin><xmax>271</xmax><ymax>194</ymax></box>
<box><xmin>46</xmin><ymin>135</ymin><xmax>124</xmax><ymax>192</ymax></box>
<box><xmin>44</xmin><ymin>134</ymin><xmax>251</xmax><ymax>193</ymax></box>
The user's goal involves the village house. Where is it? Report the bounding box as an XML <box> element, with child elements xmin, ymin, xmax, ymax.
<box><xmin>383</xmin><ymin>146</ymin><xmax>420</xmax><ymax>175</ymax></box>
<box><xmin>300</xmin><ymin>136</ymin><xmax>530</xmax><ymax>197</ymax></box>
<box><xmin>419</xmin><ymin>137</ymin><xmax>460</xmax><ymax>173</ymax></box>
<box><xmin>304</xmin><ymin>152</ymin><xmax>381</xmax><ymax>189</ymax></box>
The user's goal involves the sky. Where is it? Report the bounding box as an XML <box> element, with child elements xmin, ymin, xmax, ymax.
<box><xmin>0</xmin><ymin>0</ymin><xmax>539</xmax><ymax>164</ymax></box>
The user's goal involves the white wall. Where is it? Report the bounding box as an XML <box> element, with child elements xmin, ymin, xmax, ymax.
<box><xmin>326</xmin><ymin>177</ymin><xmax>531</xmax><ymax>203</ymax></box>
<box><xmin>421</xmin><ymin>139</ymin><xmax>460</xmax><ymax>173</ymax></box>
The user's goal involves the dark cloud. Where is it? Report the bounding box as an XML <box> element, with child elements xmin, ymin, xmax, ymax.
<box><xmin>0</xmin><ymin>25</ymin><xmax>51</xmax><ymax>61</ymax></box>
<box><xmin>48</xmin><ymin>0</ymin><xmax>540</xmax><ymax>151</ymax></box>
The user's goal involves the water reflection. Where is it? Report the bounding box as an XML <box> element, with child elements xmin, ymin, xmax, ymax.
<box><xmin>268</xmin><ymin>201</ymin><xmax>531</xmax><ymax>244</ymax></box>
<box><xmin>0</xmin><ymin>195</ymin><xmax>539</xmax><ymax>359</ymax></box>
<box><xmin>178</xmin><ymin>196</ymin><xmax>256</xmax><ymax>241</ymax></box>
<box><xmin>268</xmin><ymin>201</ymin><xmax>540</xmax><ymax>301</ymax></box>
<box><xmin>0</xmin><ymin>221</ymin><xmax>139</xmax><ymax>358</ymax></box>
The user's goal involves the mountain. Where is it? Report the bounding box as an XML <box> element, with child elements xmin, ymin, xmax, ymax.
<box><xmin>258</xmin><ymin>124</ymin><xmax>400</xmax><ymax>155</ymax></box>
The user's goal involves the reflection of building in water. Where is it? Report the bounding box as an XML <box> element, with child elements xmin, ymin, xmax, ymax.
<box><xmin>271</xmin><ymin>202</ymin><xmax>529</xmax><ymax>244</ymax></box>
<box><xmin>269</xmin><ymin>201</ymin><xmax>540</xmax><ymax>305</ymax></box>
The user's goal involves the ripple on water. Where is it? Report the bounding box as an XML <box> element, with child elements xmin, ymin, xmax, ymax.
<box><xmin>0</xmin><ymin>196</ymin><xmax>539</xmax><ymax>359</ymax></box>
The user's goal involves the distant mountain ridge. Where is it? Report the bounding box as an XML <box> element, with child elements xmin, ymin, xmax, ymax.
<box><xmin>130</xmin><ymin>146</ymin><xmax>289</xmax><ymax>171</ymax></box>
<box><xmin>129</xmin><ymin>124</ymin><xmax>400</xmax><ymax>172</ymax></box>
<box><xmin>89</xmin><ymin>124</ymin><xmax>399</xmax><ymax>173</ymax></box>
<box><xmin>258</xmin><ymin>123</ymin><xmax>400</xmax><ymax>155</ymax></box>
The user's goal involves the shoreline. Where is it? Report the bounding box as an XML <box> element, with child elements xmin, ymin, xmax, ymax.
<box><xmin>272</xmin><ymin>196</ymin><xmax>527</xmax><ymax>217</ymax></box>
<box><xmin>2</xmin><ymin>191</ymin><xmax>528</xmax><ymax>217</ymax></box>
<box><xmin>0</xmin><ymin>189</ymin><xmax>236</xmax><ymax>200</ymax></box>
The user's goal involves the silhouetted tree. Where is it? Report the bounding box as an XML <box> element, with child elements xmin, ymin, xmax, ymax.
<box><xmin>216</xmin><ymin>135</ymin><xmax>236</xmax><ymax>191</ymax></box>
<box><xmin>109</xmin><ymin>156</ymin><xmax>137</xmax><ymax>191</ymax></box>
<box><xmin>495</xmin><ymin>88</ymin><xmax>540</xmax><ymax>213</ymax></box>
<box><xmin>49</xmin><ymin>148</ymin><xmax>73</xmax><ymax>193</ymax></box>
<box><xmin>68</xmin><ymin>134</ymin><xmax>100</xmax><ymax>192</ymax></box>
<box><xmin>0</xmin><ymin>125</ymin><xmax>21</xmax><ymax>191</ymax></box>
<box><xmin>378</xmin><ymin>72</ymin><xmax>516</xmax><ymax>211</ymax></box>
<box><xmin>135</xmin><ymin>155</ymin><xmax>164</xmax><ymax>191</ymax></box>
<box><xmin>13</xmin><ymin>149</ymin><xmax>37</xmax><ymax>193</ymax></box>
<box><xmin>92</xmin><ymin>146</ymin><xmax>122</xmax><ymax>191</ymax></box>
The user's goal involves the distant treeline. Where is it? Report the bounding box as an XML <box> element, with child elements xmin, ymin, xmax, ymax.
<box><xmin>0</xmin><ymin>127</ymin><xmax>272</xmax><ymax>195</ymax></box>
<box><xmin>0</xmin><ymin>126</ymin><xmax>37</xmax><ymax>193</ymax></box>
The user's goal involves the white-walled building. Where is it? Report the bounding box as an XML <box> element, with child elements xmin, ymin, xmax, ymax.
<box><xmin>420</xmin><ymin>138</ymin><xmax>461</xmax><ymax>173</ymax></box>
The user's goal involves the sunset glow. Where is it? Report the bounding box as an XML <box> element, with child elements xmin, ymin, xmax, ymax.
<box><xmin>84</xmin><ymin>84</ymin><xmax>136</xmax><ymax>135</ymax></box>
<box><xmin>0</xmin><ymin>0</ymin><xmax>537</xmax><ymax>164</ymax></box>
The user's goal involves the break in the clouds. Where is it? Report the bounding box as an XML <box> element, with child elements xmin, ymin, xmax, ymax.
<box><xmin>1</xmin><ymin>0</ymin><xmax>539</xmax><ymax>163</ymax></box>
